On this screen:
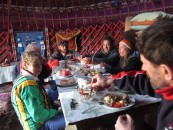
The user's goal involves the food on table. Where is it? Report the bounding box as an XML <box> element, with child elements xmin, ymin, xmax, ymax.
<box><xmin>59</xmin><ymin>69</ymin><xmax>72</xmax><ymax>76</ymax></box>
<box><xmin>88</xmin><ymin>69</ymin><xmax>100</xmax><ymax>77</ymax></box>
<box><xmin>83</xmin><ymin>65</ymin><xmax>91</xmax><ymax>68</ymax></box>
<box><xmin>77</xmin><ymin>78</ymin><xmax>95</xmax><ymax>100</ymax></box>
<box><xmin>60</xmin><ymin>78</ymin><xmax>76</xmax><ymax>86</ymax></box>
<box><xmin>103</xmin><ymin>94</ymin><xmax>129</xmax><ymax>108</ymax></box>
<box><xmin>78</xmin><ymin>85</ymin><xmax>95</xmax><ymax>100</ymax></box>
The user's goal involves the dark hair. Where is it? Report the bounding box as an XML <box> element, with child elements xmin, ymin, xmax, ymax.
<box><xmin>101</xmin><ymin>36</ymin><xmax>115</xmax><ymax>47</ymax></box>
<box><xmin>137</xmin><ymin>18</ymin><xmax>173</xmax><ymax>67</ymax></box>
<box><xmin>59</xmin><ymin>40</ymin><xmax>68</xmax><ymax>46</ymax></box>
<box><xmin>124</xmin><ymin>30</ymin><xmax>138</xmax><ymax>50</ymax></box>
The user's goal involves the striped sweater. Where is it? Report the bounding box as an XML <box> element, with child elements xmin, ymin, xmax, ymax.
<box><xmin>11</xmin><ymin>75</ymin><xmax>58</xmax><ymax>130</ymax></box>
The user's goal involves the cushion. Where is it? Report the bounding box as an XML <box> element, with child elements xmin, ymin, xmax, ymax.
<box><xmin>48</xmin><ymin>59</ymin><xmax>59</xmax><ymax>68</ymax></box>
<box><xmin>131</xmin><ymin>11</ymin><xmax>167</xmax><ymax>22</ymax></box>
<box><xmin>131</xmin><ymin>25</ymin><xmax>150</xmax><ymax>30</ymax></box>
<box><xmin>131</xmin><ymin>21</ymin><xmax>155</xmax><ymax>26</ymax></box>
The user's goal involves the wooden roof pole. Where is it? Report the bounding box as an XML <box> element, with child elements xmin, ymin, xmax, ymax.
<box><xmin>23</xmin><ymin>0</ymin><xmax>30</xmax><ymax>30</ymax></box>
<box><xmin>143</xmin><ymin>0</ymin><xmax>148</xmax><ymax>12</ymax></box>
<box><xmin>93</xmin><ymin>0</ymin><xmax>99</xmax><ymax>24</ymax></box>
<box><xmin>63</xmin><ymin>0</ymin><xmax>69</xmax><ymax>28</ymax></box>
<box><xmin>48</xmin><ymin>0</ymin><xmax>55</xmax><ymax>29</ymax></box>
<box><xmin>2</xmin><ymin>0</ymin><xmax>5</xmax><ymax>29</ymax></box>
<box><xmin>55</xmin><ymin>0</ymin><xmax>62</xmax><ymax>29</ymax></box>
<box><xmin>162</xmin><ymin>0</ymin><xmax>166</xmax><ymax>12</ymax></box>
<box><xmin>108</xmin><ymin>0</ymin><xmax>113</xmax><ymax>21</ymax></box>
<box><xmin>135</xmin><ymin>0</ymin><xmax>140</xmax><ymax>14</ymax></box>
<box><xmin>72</xmin><ymin>0</ymin><xmax>77</xmax><ymax>27</ymax></box>
<box><xmin>7</xmin><ymin>0</ymin><xmax>11</xmax><ymax>42</ymax></box>
<box><xmin>125</xmin><ymin>0</ymin><xmax>130</xmax><ymax>16</ymax></box>
<box><xmin>86</xmin><ymin>0</ymin><xmax>92</xmax><ymax>25</ymax></box>
<box><xmin>16</xmin><ymin>0</ymin><xmax>23</xmax><ymax>30</ymax></box>
<box><xmin>40</xmin><ymin>0</ymin><xmax>47</xmax><ymax>28</ymax></box>
<box><xmin>31</xmin><ymin>0</ymin><xmax>38</xmax><ymax>30</ymax></box>
<box><xmin>78</xmin><ymin>0</ymin><xmax>85</xmax><ymax>26</ymax></box>
<box><xmin>119</xmin><ymin>2</ymin><xmax>122</xmax><ymax>19</ymax></box>
<box><xmin>150</xmin><ymin>0</ymin><xmax>156</xmax><ymax>11</ymax></box>
<box><xmin>101</xmin><ymin>0</ymin><xmax>106</xmax><ymax>23</ymax></box>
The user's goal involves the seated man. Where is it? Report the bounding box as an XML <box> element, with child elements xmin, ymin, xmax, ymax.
<box><xmin>20</xmin><ymin>43</ymin><xmax>58</xmax><ymax>105</ymax></box>
<box><xmin>81</xmin><ymin>36</ymin><xmax>120</xmax><ymax>66</ymax></box>
<box><xmin>50</xmin><ymin>40</ymin><xmax>75</xmax><ymax>61</ymax></box>
<box><xmin>12</xmin><ymin>51</ymin><xmax>65</xmax><ymax>130</ymax></box>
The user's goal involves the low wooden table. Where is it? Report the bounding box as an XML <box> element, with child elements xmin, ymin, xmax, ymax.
<box><xmin>57</xmin><ymin>87</ymin><xmax>161</xmax><ymax>130</ymax></box>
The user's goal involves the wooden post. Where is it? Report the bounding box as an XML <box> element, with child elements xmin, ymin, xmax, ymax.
<box><xmin>45</xmin><ymin>28</ymin><xmax>50</xmax><ymax>58</ymax></box>
<box><xmin>124</xmin><ymin>16</ymin><xmax>132</xmax><ymax>32</ymax></box>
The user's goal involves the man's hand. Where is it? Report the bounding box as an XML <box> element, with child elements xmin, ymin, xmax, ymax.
<box><xmin>115</xmin><ymin>114</ymin><xmax>135</xmax><ymax>130</ymax></box>
<box><xmin>81</xmin><ymin>57</ymin><xmax>91</xmax><ymax>64</ymax></box>
<box><xmin>91</xmin><ymin>73</ymin><xmax>112</xmax><ymax>90</ymax></box>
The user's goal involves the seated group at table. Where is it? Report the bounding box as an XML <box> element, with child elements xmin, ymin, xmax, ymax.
<box><xmin>11</xmin><ymin>18</ymin><xmax>173</xmax><ymax>130</ymax></box>
<box><xmin>91</xmin><ymin>18</ymin><xmax>173</xmax><ymax>130</ymax></box>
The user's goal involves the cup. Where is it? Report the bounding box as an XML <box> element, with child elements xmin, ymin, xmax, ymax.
<box><xmin>59</xmin><ymin>60</ymin><xmax>67</xmax><ymax>68</ymax></box>
<box><xmin>52</xmin><ymin>66</ymin><xmax>61</xmax><ymax>74</ymax></box>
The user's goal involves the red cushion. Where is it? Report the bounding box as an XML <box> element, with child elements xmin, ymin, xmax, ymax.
<box><xmin>48</xmin><ymin>59</ymin><xmax>59</xmax><ymax>68</ymax></box>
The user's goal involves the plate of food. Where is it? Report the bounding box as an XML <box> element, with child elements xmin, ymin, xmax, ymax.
<box><xmin>103</xmin><ymin>93</ymin><xmax>135</xmax><ymax>109</ymax></box>
<box><xmin>77</xmin><ymin>78</ymin><xmax>96</xmax><ymax>102</ymax></box>
<box><xmin>57</xmin><ymin>77</ymin><xmax>77</xmax><ymax>87</ymax></box>
<box><xmin>56</xmin><ymin>69</ymin><xmax>73</xmax><ymax>78</ymax></box>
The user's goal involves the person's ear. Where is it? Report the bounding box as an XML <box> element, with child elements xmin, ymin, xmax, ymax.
<box><xmin>23</xmin><ymin>62</ymin><xmax>28</xmax><ymax>70</ymax></box>
<box><xmin>161</xmin><ymin>64</ymin><xmax>173</xmax><ymax>81</ymax></box>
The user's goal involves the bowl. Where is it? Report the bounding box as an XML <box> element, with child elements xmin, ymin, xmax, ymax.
<box><xmin>78</xmin><ymin>87</ymin><xmax>96</xmax><ymax>102</ymax></box>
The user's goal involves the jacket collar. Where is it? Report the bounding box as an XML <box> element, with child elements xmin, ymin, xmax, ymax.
<box><xmin>155</xmin><ymin>86</ymin><xmax>173</xmax><ymax>100</ymax></box>
<box><xmin>21</xmin><ymin>69</ymin><xmax>39</xmax><ymax>81</ymax></box>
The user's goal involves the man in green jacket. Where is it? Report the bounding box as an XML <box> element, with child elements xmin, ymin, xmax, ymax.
<box><xmin>11</xmin><ymin>51</ymin><xmax>65</xmax><ymax>130</ymax></box>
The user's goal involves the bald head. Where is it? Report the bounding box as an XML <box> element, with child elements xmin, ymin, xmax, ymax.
<box><xmin>25</xmin><ymin>43</ymin><xmax>41</xmax><ymax>54</ymax></box>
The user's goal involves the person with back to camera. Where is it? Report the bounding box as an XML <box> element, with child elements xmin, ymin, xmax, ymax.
<box><xmin>91</xmin><ymin>18</ymin><xmax>173</xmax><ymax>130</ymax></box>
<box><xmin>12</xmin><ymin>51</ymin><xmax>65</xmax><ymax>130</ymax></box>
<box><xmin>81</xmin><ymin>36</ymin><xmax>120</xmax><ymax>66</ymax></box>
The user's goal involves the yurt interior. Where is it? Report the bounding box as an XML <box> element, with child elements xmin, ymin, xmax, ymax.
<box><xmin>0</xmin><ymin>0</ymin><xmax>173</xmax><ymax>130</ymax></box>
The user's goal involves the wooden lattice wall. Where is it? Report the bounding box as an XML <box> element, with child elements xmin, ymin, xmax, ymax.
<box><xmin>48</xmin><ymin>21</ymin><xmax>124</xmax><ymax>58</ymax></box>
<box><xmin>0</xmin><ymin>32</ymin><xmax>14</xmax><ymax>64</ymax></box>
<box><xmin>0</xmin><ymin>0</ymin><xmax>173</xmax><ymax>64</ymax></box>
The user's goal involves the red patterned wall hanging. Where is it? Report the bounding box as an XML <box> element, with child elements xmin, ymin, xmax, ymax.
<box><xmin>55</xmin><ymin>29</ymin><xmax>81</xmax><ymax>51</ymax></box>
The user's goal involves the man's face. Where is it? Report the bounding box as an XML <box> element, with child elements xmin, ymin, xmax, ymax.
<box><xmin>25</xmin><ymin>60</ymin><xmax>42</xmax><ymax>77</ymax></box>
<box><xmin>102</xmin><ymin>40</ymin><xmax>111</xmax><ymax>53</ymax></box>
<box><xmin>59</xmin><ymin>45</ymin><xmax>68</xmax><ymax>53</ymax></box>
<box><xmin>140</xmin><ymin>55</ymin><xmax>168</xmax><ymax>90</ymax></box>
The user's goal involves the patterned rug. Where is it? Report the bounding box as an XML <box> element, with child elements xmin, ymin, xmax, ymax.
<box><xmin>0</xmin><ymin>82</ymin><xmax>13</xmax><ymax>114</ymax></box>
<box><xmin>0</xmin><ymin>82</ymin><xmax>22</xmax><ymax>130</ymax></box>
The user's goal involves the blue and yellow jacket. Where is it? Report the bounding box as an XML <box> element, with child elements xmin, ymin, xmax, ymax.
<box><xmin>11</xmin><ymin>75</ymin><xmax>58</xmax><ymax>130</ymax></box>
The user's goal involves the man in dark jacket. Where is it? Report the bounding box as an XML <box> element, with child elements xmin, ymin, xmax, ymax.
<box><xmin>91</xmin><ymin>18</ymin><xmax>173</xmax><ymax>130</ymax></box>
<box><xmin>81</xmin><ymin>36</ymin><xmax>120</xmax><ymax>66</ymax></box>
<box><xmin>50</xmin><ymin>40</ymin><xmax>74</xmax><ymax>60</ymax></box>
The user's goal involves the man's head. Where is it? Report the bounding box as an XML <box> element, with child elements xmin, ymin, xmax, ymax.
<box><xmin>102</xmin><ymin>36</ymin><xmax>114</xmax><ymax>53</ymax></box>
<box><xmin>58</xmin><ymin>40</ymin><xmax>69</xmax><ymax>53</ymax></box>
<box><xmin>25</xmin><ymin>43</ymin><xmax>41</xmax><ymax>54</ymax></box>
<box><xmin>22</xmin><ymin>51</ymin><xmax>43</xmax><ymax>77</ymax></box>
<box><xmin>137</xmin><ymin>18</ymin><xmax>173</xmax><ymax>90</ymax></box>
